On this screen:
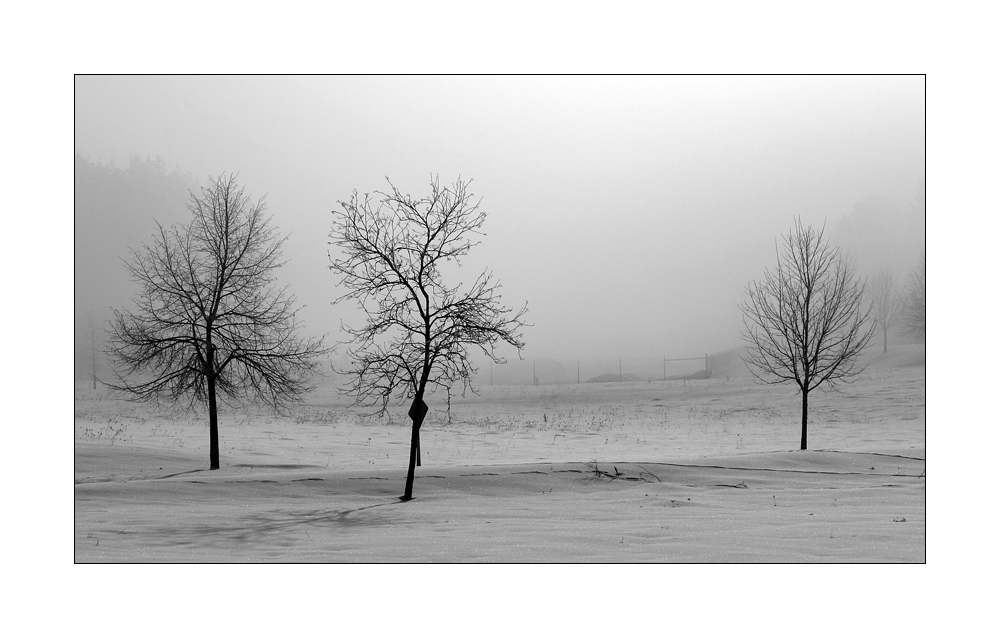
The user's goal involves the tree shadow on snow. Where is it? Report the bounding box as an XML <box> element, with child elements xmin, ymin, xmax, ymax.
<box><xmin>244</xmin><ymin>502</ymin><xmax>400</xmax><ymax>535</ymax></box>
<box><xmin>153</xmin><ymin>500</ymin><xmax>402</xmax><ymax>547</ymax></box>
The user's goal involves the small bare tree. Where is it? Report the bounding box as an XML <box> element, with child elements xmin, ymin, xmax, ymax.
<box><xmin>903</xmin><ymin>251</ymin><xmax>925</xmax><ymax>339</ymax></box>
<box><xmin>740</xmin><ymin>218</ymin><xmax>876</xmax><ymax>450</ymax></box>
<box><xmin>869</xmin><ymin>268</ymin><xmax>902</xmax><ymax>353</ymax></box>
<box><xmin>108</xmin><ymin>174</ymin><xmax>328</xmax><ymax>470</ymax></box>
<box><xmin>86</xmin><ymin>313</ymin><xmax>100</xmax><ymax>389</ymax></box>
<box><xmin>329</xmin><ymin>176</ymin><xmax>528</xmax><ymax>501</ymax></box>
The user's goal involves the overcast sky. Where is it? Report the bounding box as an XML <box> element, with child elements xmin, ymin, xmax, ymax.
<box><xmin>75</xmin><ymin>75</ymin><xmax>924</xmax><ymax>366</ymax></box>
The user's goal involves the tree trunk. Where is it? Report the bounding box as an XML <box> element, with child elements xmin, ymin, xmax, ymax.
<box><xmin>206</xmin><ymin>341</ymin><xmax>220</xmax><ymax>470</ymax></box>
<box><xmin>883</xmin><ymin>327</ymin><xmax>888</xmax><ymax>353</ymax></box>
<box><xmin>800</xmin><ymin>389</ymin><xmax>808</xmax><ymax>450</ymax></box>
<box><xmin>402</xmin><ymin>393</ymin><xmax>426</xmax><ymax>501</ymax></box>
<box><xmin>208</xmin><ymin>372</ymin><xmax>220</xmax><ymax>469</ymax></box>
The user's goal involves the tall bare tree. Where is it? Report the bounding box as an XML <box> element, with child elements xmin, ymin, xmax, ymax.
<box><xmin>329</xmin><ymin>176</ymin><xmax>528</xmax><ymax>501</ymax></box>
<box><xmin>108</xmin><ymin>174</ymin><xmax>328</xmax><ymax>470</ymax></box>
<box><xmin>740</xmin><ymin>218</ymin><xmax>876</xmax><ymax>450</ymax></box>
<box><xmin>903</xmin><ymin>251</ymin><xmax>925</xmax><ymax>339</ymax></box>
<box><xmin>869</xmin><ymin>268</ymin><xmax>902</xmax><ymax>353</ymax></box>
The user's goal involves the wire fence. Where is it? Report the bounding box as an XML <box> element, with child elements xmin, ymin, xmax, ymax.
<box><xmin>469</xmin><ymin>346</ymin><xmax>749</xmax><ymax>387</ymax></box>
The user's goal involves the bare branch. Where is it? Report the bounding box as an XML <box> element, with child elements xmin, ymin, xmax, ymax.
<box><xmin>329</xmin><ymin>175</ymin><xmax>528</xmax><ymax>415</ymax></box>
<box><xmin>902</xmin><ymin>251</ymin><xmax>925</xmax><ymax>339</ymax></box>
<box><xmin>868</xmin><ymin>268</ymin><xmax>902</xmax><ymax>353</ymax></box>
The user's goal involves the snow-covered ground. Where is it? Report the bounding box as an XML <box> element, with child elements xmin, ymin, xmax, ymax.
<box><xmin>75</xmin><ymin>345</ymin><xmax>924</xmax><ymax>562</ymax></box>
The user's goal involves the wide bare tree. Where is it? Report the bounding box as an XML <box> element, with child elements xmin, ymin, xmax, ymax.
<box><xmin>869</xmin><ymin>268</ymin><xmax>902</xmax><ymax>353</ymax></box>
<box><xmin>329</xmin><ymin>176</ymin><xmax>528</xmax><ymax>501</ymax></box>
<box><xmin>903</xmin><ymin>251</ymin><xmax>925</xmax><ymax>339</ymax></box>
<box><xmin>108</xmin><ymin>174</ymin><xmax>328</xmax><ymax>470</ymax></box>
<box><xmin>740</xmin><ymin>218</ymin><xmax>876</xmax><ymax>450</ymax></box>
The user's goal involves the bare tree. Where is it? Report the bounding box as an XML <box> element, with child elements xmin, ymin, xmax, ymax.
<box><xmin>903</xmin><ymin>251</ymin><xmax>925</xmax><ymax>339</ymax></box>
<box><xmin>86</xmin><ymin>313</ymin><xmax>100</xmax><ymax>389</ymax></box>
<box><xmin>740</xmin><ymin>218</ymin><xmax>876</xmax><ymax>450</ymax></box>
<box><xmin>329</xmin><ymin>176</ymin><xmax>528</xmax><ymax>501</ymax></box>
<box><xmin>869</xmin><ymin>268</ymin><xmax>902</xmax><ymax>353</ymax></box>
<box><xmin>108</xmin><ymin>174</ymin><xmax>328</xmax><ymax>470</ymax></box>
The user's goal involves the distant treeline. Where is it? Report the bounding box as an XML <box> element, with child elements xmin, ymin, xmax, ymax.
<box><xmin>75</xmin><ymin>154</ymin><xmax>196</xmax><ymax>381</ymax></box>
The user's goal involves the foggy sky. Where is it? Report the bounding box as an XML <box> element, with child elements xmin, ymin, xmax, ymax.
<box><xmin>75</xmin><ymin>75</ymin><xmax>925</xmax><ymax>370</ymax></box>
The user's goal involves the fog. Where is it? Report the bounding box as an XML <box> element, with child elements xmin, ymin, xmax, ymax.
<box><xmin>75</xmin><ymin>76</ymin><xmax>924</xmax><ymax>380</ymax></box>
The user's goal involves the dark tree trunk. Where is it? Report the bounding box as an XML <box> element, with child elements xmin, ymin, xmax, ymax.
<box><xmin>208</xmin><ymin>373</ymin><xmax>220</xmax><ymax>469</ymax></box>
<box><xmin>206</xmin><ymin>342</ymin><xmax>220</xmax><ymax>470</ymax></box>
<box><xmin>800</xmin><ymin>389</ymin><xmax>808</xmax><ymax>450</ymax></box>
<box><xmin>883</xmin><ymin>327</ymin><xmax>888</xmax><ymax>353</ymax></box>
<box><xmin>402</xmin><ymin>393</ymin><xmax>426</xmax><ymax>501</ymax></box>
